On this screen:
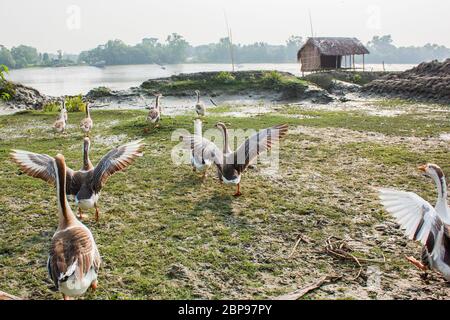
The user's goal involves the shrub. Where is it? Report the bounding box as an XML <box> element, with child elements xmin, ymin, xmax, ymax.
<box><xmin>43</xmin><ymin>101</ymin><xmax>61</xmax><ymax>112</ymax></box>
<box><xmin>88</xmin><ymin>86</ymin><xmax>112</xmax><ymax>98</ymax></box>
<box><xmin>65</xmin><ymin>95</ymin><xmax>87</xmax><ymax>112</ymax></box>
<box><xmin>353</xmin><ymin>74</ymin><xmax>362</xmax><ymax>84</ymax></box>
<box><xmin>262</xmin><ymin>71</ymin><xmax>283</xmax><ymax>87</ymax></box>
<box><xmin>214</xmin><ymin>71</ymin><xmax>236</xmax><ymax>84</ymax></box>
<box><xmin>0</xmin><ymin>65</ymin><xmax>15</xmax><ymax>101</ymax></box>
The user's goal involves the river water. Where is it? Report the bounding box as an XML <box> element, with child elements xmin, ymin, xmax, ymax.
<box><xmin>6</xmin><ymin>63</ymin><xmax>416</xmax><ymax>97</ymax></box>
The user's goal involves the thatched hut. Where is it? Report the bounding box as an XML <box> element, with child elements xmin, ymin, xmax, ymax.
<box><xmin>297</xmin><ymin>37</ymin><xmax>369</xmax><ymax>72</ymax></box>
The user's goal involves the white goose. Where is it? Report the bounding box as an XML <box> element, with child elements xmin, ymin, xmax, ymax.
<box><xmin>189</xmin><ymin>119</ymin><xmax>214</xmax><ymax>181</ymax></box>
<box><xmin>194</xmin><ymin>90</ymin><xmax>205</xmax><ymax>117</ymax></box>
<box><xmin>47</xmin><ymin>154</ymin><xmax>101</xmax><ymax>300</ymax></box>
<box><xmin>379</xmin><ymin>164</ymin><xmax>450</xmax><ymax>279</ymax></box>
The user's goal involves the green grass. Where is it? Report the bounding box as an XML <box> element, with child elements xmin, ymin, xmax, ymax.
<box><xmin>0</xmin><ymin>103</ymin><xmax>449</xmax><ymax>300</ymax></box>
<box><xmin>140</xmin><ymin>70</ymin><xmax>309</xmax><ymax>98</ymax></box>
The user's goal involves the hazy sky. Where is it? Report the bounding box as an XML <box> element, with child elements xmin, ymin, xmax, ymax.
<box><xmin>1</xmin><ymin>0</ymin><xmax>449</xmax><ymax>54</ymax></box>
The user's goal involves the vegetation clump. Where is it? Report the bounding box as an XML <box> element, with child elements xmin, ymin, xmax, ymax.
<box><xmin>140</xmin><ymin>70</ymin><xmax>308</xmax><ymax>98</ymax></box>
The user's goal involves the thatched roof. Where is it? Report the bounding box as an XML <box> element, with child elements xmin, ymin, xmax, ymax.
<box><xmin>298</xmin><ymin>37</ymin><xmax>369</xmax><ymax>59</ymax></box>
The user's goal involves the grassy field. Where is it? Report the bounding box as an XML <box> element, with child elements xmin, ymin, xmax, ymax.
<box><xmin>0</xmin><ymin>101</ymin><xmax>449</xmax><ymax>300</ymax></box>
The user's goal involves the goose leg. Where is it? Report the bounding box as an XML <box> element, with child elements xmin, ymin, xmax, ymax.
<box><xmin>63</xmin><ymin>294</ymin><xmax>70</xmax><ymax>300</ymax></box>
<box><xmin>78</xmin><ymin>208</ymin><xmax>84</xmax><ymax>220</ymax></box>
<box><xmin>233</xmin><ymin>184</ymin><xmax>242</xmax><ymax>197</ymax></box>
<box><xmin>94</xmin><ymin>204</ymin><xmax>100</xmax><ymax>222</ymax></box>
<box><xmin>405</xmin><ymin>255</ymin><xmax>428</xmax><ymax>271</ymax></box>
<box><xmin>201</xmin><ymin>171</ymin><xmax>207</xmax><ymax>182</ymax></box>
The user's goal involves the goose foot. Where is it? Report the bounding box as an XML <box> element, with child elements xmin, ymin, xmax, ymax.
<box><xmin>78</xmin><ymin>208</ymin><xmax>84</xmax><ymax>220</ymax></box>
<box><xmin>143</xmin><ymin>128</ymin><xmax>150</xmax><ymax>134</ymax></box>
<box><xmin>63</xmin><ymin>294</ymin><xmax>70</xmax><ymax>300</ymax></box>
<box><xmin>405</xmin><ymin>255</ymin><xmax>428</xmax><ymax>271</ymax></box>
<box><xmin>91</xmin><ymin>280</ymin><xmax>98</xmax><ymax>292</ymax></box>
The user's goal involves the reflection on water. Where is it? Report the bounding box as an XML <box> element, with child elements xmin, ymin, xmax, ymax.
<box><xmin>6</xmin><ymin>63</ymin><xmax>416</xmax><ymax>97</ymax></box>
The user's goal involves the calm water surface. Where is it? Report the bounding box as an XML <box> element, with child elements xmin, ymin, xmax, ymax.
<box><xmin>7</xmin><ymin>63</ymin><xmax>416</xmax><ymax>97</ymax></box>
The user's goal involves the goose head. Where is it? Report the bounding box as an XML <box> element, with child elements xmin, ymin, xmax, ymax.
<box><xmin>419</xmin><ymin>163</ymin><xmax>445</xmax><ymax>181</ymax></box>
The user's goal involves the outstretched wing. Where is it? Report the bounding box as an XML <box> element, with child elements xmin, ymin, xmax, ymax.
<box><xmin>378</xmin><ymin>188</ymin><xmax>442</xmax><ymax>251</ymax></box>
<box><xmin>11</xmin><ymin>150</ymin><xmax>57</xmax><ymax>185</ymax></box>
<box><xmin>230</xmin><ymin>124</ymin><xmax>289</xmax><ymax>173</ymax></box>
<box><xmin>181</xmin><ymin>134</ymin><xmax>223</xmax><ymax>166</ymax></box>
<box><xmin>11</xmin><ymin>149</ymin><xmax>75</xmax><ymax>189</ymax></box>
<box><xmin>93</xmin><ymin>140</ymin><xmax>144</xmax><ymax>192</ymax></box>
<box><xmin>48</xmin><ymin>226</ymin><xmax>101</xmax><ymax>289</ymax></box>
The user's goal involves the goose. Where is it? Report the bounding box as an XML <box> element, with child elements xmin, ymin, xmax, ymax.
<box><xmin>53</xmin><ymin>104</ymin><xmax>67</xmax><ymax>134</ymax></box>
<box><xmin>195</xmin><ymin>90</ymin><xmax>205</xmax><ymax>117</ymax></box>
<box><xmin>11</xmin><ymin>138</ymin><xmax>144</xmax><ymax>221</ymax></box>
<box><xmin>147</xmin><ymin>94</ymin><xmax>162</xmax><ymax>126</ymax></box>
<box><xmin>61</xmin><ymin>100</ymin><xmax>68</xmax><ymax>123</ymax></box>
<box><xmin>183</xmin><ymin>122</ymin><xmax>288</xmax><ymax>196</ymax></box>
<box><xmin>189</xmin><ymin>119</ymin><xmax>214</xmax><ymax>181</ymax></box>
<box><xmin>47</xmin><ymin>154</ymin><xmax>101</xmax><ymax>300</ymax></box>
<box><xmin>80</xmin><ymin>103</ymin><xmax>93</xmax><ymax>136</ymax></box>
<box><xmin>378</xmin><ymin>164</ymin><xmax>450</xmax><ymax>279</ymax></box>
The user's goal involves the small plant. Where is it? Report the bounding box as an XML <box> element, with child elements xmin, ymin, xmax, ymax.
<box><xmin>88</xmin><ymin>86</ymin><xmax>112</xmax><ymax>98</ymax></box>
<box><xmin>0</xmin><ymin>64</ymin><xmax>15</xmax><ymax>101</ymax></box>
<box><xmin>262</xmin><ymin>71</ymin><xmax>283</xmax><ymax>87</ymax></box>
<box><xmin>65</xmin><ymin>95</ymin><xmax>87</xmax><ymax>112</ymax></box>
<box><xmin>214</xmin><ymin>71</ymin><xmax>236</xmax><ymax>84</ymax></box>
<box><xmin>353</xmin><ymin>74</ymin><xmax>362</xmax><ymax>84</ymax></box>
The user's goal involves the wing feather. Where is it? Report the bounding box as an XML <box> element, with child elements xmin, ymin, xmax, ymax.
<box><xmin>10</xmin><ymin>150</ymin><xmax>56</xmax><ymax>185</ymax></box>
<box><xmin>378</xmin><ymin>188</ymin><xmax>442</xmax><ymax>246</ymax></box>
<box><xmin>48</xmin><ymin>226</ymin><xmax>100</xmax><ymax>288</ymax></box>
<box><xmin>92</xmin><ymin>140</ymin><xmax>144</xmax><ymax>192</ymax></box>
<box><xmin>231</xmin><ymin>124</ymin><xmax>289</xmax><ymax>172</ymax></box>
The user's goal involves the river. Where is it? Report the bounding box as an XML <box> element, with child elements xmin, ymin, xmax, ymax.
<box><xmin>6</xmin><ymin>63</ymin><xmax>416</xmax><ymax>97</ymax></box>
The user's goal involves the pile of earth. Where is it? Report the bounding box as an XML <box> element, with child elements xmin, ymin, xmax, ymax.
<box><xmin>362</xmin><ymin>59</ymin><xmax>450</xmax><ymax>103</ymax></box>
<box><xmin>1</xmin><ymin>81</ymin><xmax>50</xmax><ymax>110</ymax></box>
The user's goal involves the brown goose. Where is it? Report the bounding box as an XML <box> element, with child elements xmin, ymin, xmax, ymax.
<box><xmin>147</xmin><ymin>94</ymin><xmax>162</xmax><ymax>125</ymax></box>
<box><xmin>378</xmin><ymin>164</ymin><xmax>450</xmax><ymax>280</ymax></box>
<box><xmin>53</xmin><ymin>101</ymin><xmax>67</xmax><ymax>134</ymax></box>
<box><xmin>11</xmin><ymin>138</ymin><xmax>144</xmax><ymax>221</ymax></box>
<box><xmin>48</xmin><ymin>154</ymin><xmax>101</xmax><ymax>300</ymax></box>
<box><xmin>80</xmin><ymin>103</ymin><xmax>93</xmax><ymax>136</ymax></box>
<box><xmin>183</xmin><ymin>122</ymin><xmax>288</xmax><ymax>196</ymax></box>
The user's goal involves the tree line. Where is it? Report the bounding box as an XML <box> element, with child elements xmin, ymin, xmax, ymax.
<box><xmin>1</xmin><ymin>34</ymin><xmax>449</xmax><ymax>69</ymax></box>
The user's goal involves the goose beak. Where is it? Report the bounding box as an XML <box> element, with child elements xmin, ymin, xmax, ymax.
<box><xmin>418</xmin><ymin>165</ymin><xmax>427</xmax><ymax>173</ymax></box>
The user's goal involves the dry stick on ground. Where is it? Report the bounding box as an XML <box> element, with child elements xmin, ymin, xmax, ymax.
<box><xmin>324</xmin><ymin>236</ymin><xmax>386</xmax><ymax>281</ymax></box>
<box><xmin>273</xmin><ymin>276</ymin><xmax>341</xmax><ymax>300</ymax></box>
<box><xmin>288</xmin><ymin>235</ymin><xmax>312</xmax><ymax>259</ymax></box>
<box><xmin>0</xmin><ymin>290</ymin><xmax>23</xmax><ymax>300</ymax></box>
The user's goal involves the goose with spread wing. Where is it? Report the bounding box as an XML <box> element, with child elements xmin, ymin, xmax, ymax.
<box><xmin>378</xmin><ymin>164</ymin><xmax>450</xmax><ymax>279</ymax></box>
<box><xmin>48</xmin><ymin>154</ymin><xmax>101</xmax><ymax>300</ymax></box>
<box><xmin>11</xmin><ymin>138</ymin><xmax>144</xmax><ymax>221</ymax></box>
<box><xmin>183</xmin><ymin>122</ymin><xmax>288</xmax><ymax>196</ymax></box>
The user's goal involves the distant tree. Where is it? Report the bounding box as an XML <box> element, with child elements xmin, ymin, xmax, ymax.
<box><xmin>0</xmin><ymin>46</ymin><xmax>15</xmax><ymax>68</ymax></box>
<box><xmin>11</xmin><ymin>45</ymin><xmax>39</xmax><ymax>68</ymax></box>
<box><xmin>42</xmin><ymin>53</ymin><xmax>50</xmax><ymax>65</ymax></box>
<box><xmin>164</xmin><ymin>33</ymin><xmax>190</xmax><ymax>64</ymax></box>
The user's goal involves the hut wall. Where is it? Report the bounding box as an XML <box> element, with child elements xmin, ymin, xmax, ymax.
<box><xmin>320</xmin><ymin>55</ymin><xmax>342</xmax><ymax>69</ymax></box>
<box><xmin>300</xmin><ymin>44</ymin><xmax>321</xmax><ymax>72</ymax></box>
